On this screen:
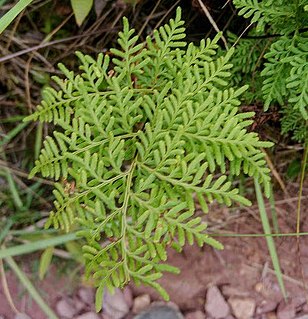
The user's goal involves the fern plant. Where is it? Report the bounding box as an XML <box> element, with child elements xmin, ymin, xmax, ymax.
<box><xmin>232</xmin><ymin>0</ymin><xmax>308</xmax><ymax>141</ymax></box>
<box><xmin>25</xmin><ymin>8</ymin><xmax>272</xmax><ymax>311</ymax></box>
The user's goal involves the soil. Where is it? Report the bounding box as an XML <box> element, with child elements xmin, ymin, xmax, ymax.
<box><xmin>1</xmin><ymin>183</ymin><xmax>307</xmax><ymax>319</ymax></box>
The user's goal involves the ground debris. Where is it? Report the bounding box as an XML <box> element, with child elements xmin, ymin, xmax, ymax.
<box><xmin>103</xmin><ymin>289</ymin><xmax>130</xmax><ymax>319</ymax></box>
<box><xmin>204</xmin><ymin>285</ymin><xmax>230</xmax><ymax>318</ymax></box>
<box><xmin>75</xmin><ymin>312</ymin><xmax>101</xmax><ymax>319</ymax></box>
<box><xmin>228</xmin><ymin>297</ymin><xmax>256</xmax><ymax>319</ymax></box>
<box><xmin>184</xmin><ymin>310</ymin><xmax>206</xmax><ymax>319</ymax></box>
<box><xmin>132</xmin><ymin>294</ymin><xmax>151</xmax><ymax>314</ymax></box>
<box><xmin>56</xmin><ymin>298</ymin><xmax>77</xmax><ymax>318</ymax></box>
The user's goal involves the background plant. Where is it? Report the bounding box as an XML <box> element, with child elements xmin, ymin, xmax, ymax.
<box><xmin>230</xmin><ymin>0</ymin><xmax>308</xmax><ymax>142</ymax></box>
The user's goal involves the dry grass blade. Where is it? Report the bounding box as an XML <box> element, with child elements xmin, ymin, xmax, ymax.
<box><xmin>254</xmin><ymin>178</ymin><xmax>287</xmax><ymax>299</ymax></box>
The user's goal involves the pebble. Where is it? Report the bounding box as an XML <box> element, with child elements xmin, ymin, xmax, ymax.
<box><xmin>276</xmin><ymin>301</ymin><xmax>296</xmax><ymax>319</ymax></box>
<box><xmin>123</xmin><ymin>286</ymin><xmax>134</xmax><ymax>309</ymax></box>
<box><xmin>103</xmin><ymin>289</ymin><xmax>130</xmax><ymax>319</ymax></box>
<box><xmin>257</xmin><ymin>301</ymin><xmax>278</xmax><ymax>314</ymax></box>
<box><xmin>14</xmin><ymin>315</ymin><xmax>32</xmax><ymax>319</ymax></box>
<box><xmin>78</xmin><ymin>287</ymin><xmax>95</xmax><ymax>305</ymax></box>
<box><xmin>228</xmin><ymin>297</ymin><xmax>256</xmax><ymax>319</ymax></box>
<box><xmin>185</xmin><ymin>310</ymin><xmax>206</xmax><ymax>319</ymax></box>
<box><xmin>132</xmin><ymin>294</ymin><xmax>151</xmax><ymax>314</ymax></box>
<box><xmin>75</xmin><ymin>312</ymin><xmax>100</xmax><ymax>319</ymax></box>
<box><xmin>205</xmin><ymin>286</ymin><xmax>230</xmax><ymax>318</ymax></box>
<box><xmin>135</xmin><ymin>305</ymin><xmax>184</xmax><ymax>319</ymax></box>
<box><xmin>56</xmin><ymin>298</ymin><xmax>77</xmax><ymax>318</ymax></box>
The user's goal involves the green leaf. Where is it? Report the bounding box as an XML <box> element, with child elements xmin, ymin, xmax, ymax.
<box><xmin>0</xmin><ymin>233</ymin><xmax>77</xmax><ymax>259</ymax></box>
<box><xmin>0</xmin><ymin>0</ymin><xmax>34</xmax><ymax>34</ymax></box>
<box><xmin>39</xmin><ymin>246</ymin><xmax>54</xmax><ymax>280</ymax></box>
<box><xmin>70</xmin><ymin>0</ymin><xmax>93</xmax><ymax>26</ymax></box>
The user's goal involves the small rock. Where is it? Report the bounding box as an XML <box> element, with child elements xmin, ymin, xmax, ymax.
<box><xmin>56</xmin><ymin>299</ymin><xmax>77</xmax><ymax>318</ymax></box>
<box><xmin>276</xmin><ymin>302</ymin><xmax>296</xmax><ymax>319</ymax></box>
<box><xmin>103</xmin><ymin>289</ymin><xmax>130</xmax><ymax>319</ymax></box>
<box><xmin>75</xmin><ymin>312</ymin><xmax>100</xmax><ymax>319</ymax></box>
<box><xmin>14</xmin><ymin>315</ymin><xmax>32</xmax><ymax>319</ymax></box>
<box><xmin>151</xmin><ymin>301</ymin><xmax>179</xmax><ymax>311</ymax></box>
<box><xmin>78</xmin><ymin>287</ymin><xmax>95</xmax><ymax>305</ymax></box>
<box><xmin>228</xmin><ymin>297</ymin><xmax>255</xmax><ymax>319</ymax></box>
<box><xmin>266</xmin><ymin>312</ymin><xmax>277</xmax><ymax>319</ymax></box>
<box><xmin>132</xmin><ymin>294</ymin><xmax>151</xmax><ymax>314</ymax></box>
<box><xmin>205</xmin><ymin>286</ymin><xmax>230</xmax><ymax>318</ymax></box>
<box><xmin>257</xmin><ymin>301</ymin><xmax>278</xmax><ymax>314</ymax></box>
<box><xmin>185</xmin><ymin>310</ymin><xmax>206</xmax><ymax>319</ymax></box>
<box><xmin>135</xmin><ymin>305</ymin><xmax>184</xmax><ymax>319</ymax></box>
<box><xmin>123</xmin><ymin>286</ymin><xmax>134</xmax><ymax>309</ymax></box>
<box><xmin>167</xmin><ymin>302</ymin><xmax>180</xmax><ymax>311</ymax></box>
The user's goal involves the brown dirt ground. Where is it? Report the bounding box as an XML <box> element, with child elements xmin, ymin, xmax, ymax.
<box><xmin>1</xmin><ymin>182</ymin><xmax>308</xmax><ymax>319</ymax></box>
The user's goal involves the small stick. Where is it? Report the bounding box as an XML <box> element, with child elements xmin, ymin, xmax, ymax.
<box><xmin>196</xmin><ymin>0</ymin><xmax>228</xmax><ymax>49</ymax></box>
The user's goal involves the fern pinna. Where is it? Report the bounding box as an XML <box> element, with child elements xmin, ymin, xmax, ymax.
<box><xmin>26</xmin><ymin>8</ymin><xmax>272</xmax><ymax>311</ymax></box>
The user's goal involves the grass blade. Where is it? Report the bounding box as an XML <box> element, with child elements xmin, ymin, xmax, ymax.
<box><xmin>254</xmin><ymin>178</ymin><xmax>287</xmax><ymax>299</ymax></box>
<box><xmin>0</xmin><ymin>0</ymin><xmax>34</xmax><ymax>34</ymax></box>
<box><xmin>5</xmin><ymin>256</ymin><xmax>58</xmax><ymax>319</ymax></box>
<box><xmin>0</xmin><ymin>233</ymin><xmax>77</xmax><ymax>259</ymax></box>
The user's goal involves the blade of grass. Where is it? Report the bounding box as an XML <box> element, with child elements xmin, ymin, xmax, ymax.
<box><xmin>268</xmin><ymin>184</ymin><xmax>279</xmax><ymax>234</ymax></box>
<box><xmin>0</xmin><ymin>121</ymin><xmax>29</xmax><ymax>148</ymax></box>
<box><xmin>0</xmin><ymin>219</ymin><xmax>13</xmax><ymax>244</ymax></box>
<box><xmin>4</xmin><ymin>256</ymin><xmax>58</xmax><ymax>319</ymax></box>
<box><xmin>0</xmin><ymin>233</ymin><xmax>77</xmax><ymax>259</ymax></box>
<box><xmin>3</xmin><ymin>164</ymin><xmax>23</xmax><ymax>209</ymax></box>
<box><xmin>254</xmin><ymin>178</ymin><xmax>287</xmax><ymax>299</ymax></box>
<box><xmin>0</xmin><ymin>0</ymin><xmax>34</xmax><ymax>34</ymax></box>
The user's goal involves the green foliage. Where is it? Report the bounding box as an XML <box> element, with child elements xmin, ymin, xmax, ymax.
<box><xmin>26</xmin><ymin>8</ymin><xmax>272</xmax><ymax>310</ymax></box>
<box><xmin>232</xmin><ymin>0</ymin><xmax>308</xmax><ymax>141</ymax></box>
<box><xmin>70</xmin><ymin>0</ymin><xmax>93</xmax><ymax>26</ymax></box>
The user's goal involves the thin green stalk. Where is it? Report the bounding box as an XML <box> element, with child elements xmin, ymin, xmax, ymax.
<box><xmin>254</xmin><ymin>178</ymin><xmax>287</xmax><ymax>299</ymax></box>
<box><xmin>0</xmin><ymin>219</ymin><xmax>13</xmax><ymax>244</ymax></box>
<box><xmin>296</xmin><ymin>141</ymin><xmax>308</xmax><ymax>235</ymax></box>
<box><xmin>269</xmin><ymin>184</ymin><xmax>279</xmax><ymax>234</ymax></box>
<box><xmin>3</xmin><ymin>165</ymin><xmax>23</xmax><ymax>209</ymax></box>
<box><xmin>0</xmin><ymin>121</ymin><xmax>29</xmax><ymax>148</ymax></box>
<box><xmin>34</xmin><ymin>122</ymin><xmax>43</xmax><ymax>160</ymax></box>
<box><xmin>0</xmin><ymin>0</ymin><xmax>34</xmax><ymax>34</ymax></box>
<box><xmin>0</xmin><ymin>233</ymin><xmax>77</xmax><ymax>259</ymax></box>
<box><xmin>4</xmin><ymin>256</ymin><xmax>58</xmax><ymax>319</ymax></box>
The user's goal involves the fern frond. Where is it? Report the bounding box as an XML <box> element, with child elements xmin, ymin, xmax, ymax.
<box><xmin>233</xmin><ymin>0</ymin><xmax>296</xmax><ymax>33</ymax></box>
<box><xmin>27</xmin><ymin>8</ymin><xmax>272</xmax><ymax>311</ymax></box>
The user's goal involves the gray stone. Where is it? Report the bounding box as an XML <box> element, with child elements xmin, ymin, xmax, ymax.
<box><xmin>56</xmin><ymin>299</ymin><xmax>77</xmax><ymax>318</ymax></box>
<box><xmin>185</xmin><ymin>310</ymin><xmax>206</xmax><ymax>319</ymax></box>
<box><xmin>14</xmin><ymin>315</ymin><xmax>32</xmax><ymax>319</ymax></box>
<box><xmin>228</xmin><ymin>297</ymin><xmax>256</xmax><ymax>319</ymax></box>
<box><xmin>277</xmin><ymin>302</ymin><xmax>296</xmax><ymax>319</ymax></box>
<box><xmin>78</xmin><ymin>287</ymin><xmax>95</xmax><ymax>306</ymax></box>
<box><xmin>123</xmin><ymin>286</ymin><xmax>134</xmax><ymax>309</ymax></box>
<box><xmin>205</xmin><ymin>286</ymin><xmax>230</xmax><ymax>318</ymax></box>
<box><xmin>132</xmin><ymin>294</ymin><xmax>151</xmax><ymax>314</ymax></box>
<box><xmin>75</xmin><ymin>312</ymin><xmax>100</xmax><ymax>319</ymax></box>
<box><xmin>135</xmin><ymin>305</ymin><xmax>184</xmax><ymax>319</ymax></box>
<box><xmin>103</xmin><ymin>288</ymin><xmax>130</xmax><ymax>319</ymax></box>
